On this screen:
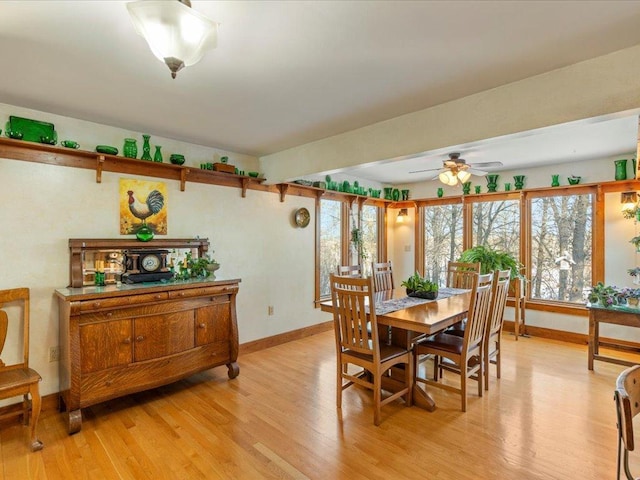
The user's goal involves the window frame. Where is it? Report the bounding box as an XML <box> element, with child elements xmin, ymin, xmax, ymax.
<box><xmin>315</xmin><ymin>196</ymin><xmax>387</xmax><ymax>304</ymax></box>
<box><xmin>418</xmin><ymin>184</ymin><xmax>605</xmax><ymax>316</ymax></box>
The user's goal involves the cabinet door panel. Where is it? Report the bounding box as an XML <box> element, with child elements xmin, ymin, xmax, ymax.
<box><xmin>134</xmin><ymin>311</ymin><xmax>195</xmax><ymax>362</ymax></box>
<box><xmin>80</xmin><ymin>320</ymin><xmax>132</xmax><ymax>373</ymax></box>
<box><xmin>195</xmin><ymin>303</ymin><xmax>230</xmax><ymax>346</ymax></box>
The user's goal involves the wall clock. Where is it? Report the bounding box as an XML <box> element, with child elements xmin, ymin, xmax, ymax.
<box><xmin>294</xmin><ymin>208</ymin><xmax>310</xmax><ymax>228</ymax></box>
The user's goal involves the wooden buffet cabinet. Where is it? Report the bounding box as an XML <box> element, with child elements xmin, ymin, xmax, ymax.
<box><xmin>55</xmin><ymin>238</ymin><xmax>240</xmax><ymax>434</ymax></box>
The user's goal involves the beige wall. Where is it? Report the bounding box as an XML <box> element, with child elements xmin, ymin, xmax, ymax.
<box><xmin>0</xmin><ymin>104</ymin><xmax>326</xmax><ymax>397</ymax></box>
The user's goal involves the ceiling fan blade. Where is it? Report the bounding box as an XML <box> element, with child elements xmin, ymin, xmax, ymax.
<box><xmin>468</xmin><ymin>168</ymin><xmax>488</xmax><ymax>176</ymax></box>
<box><xmin>409</xmin><ymin>167</ymin><xmax>442</xmax><ymax>174</ymax></box>
<box><xmin>469</xmin><ymin>161</ymin><xmax>502</xmax><ymax>168</ymax></box>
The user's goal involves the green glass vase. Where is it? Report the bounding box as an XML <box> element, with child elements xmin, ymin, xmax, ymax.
<box><xmin>153</xmin><ymin>145</ymin><xmax>163</xmax><ymax>163</ymax></box>
<box><xmin>136</xmin><ymin>223</ymin><xmax>154</xmax><ymax>242</ymax></box>
<box><xmin>141</xmin><ymin>134</ymin><xmax>152</xmax><ymax>161</ymax></box>
<box><xmin>615</xmin><ymin>159</ymin><xmax>628</xmax><ymax>181</ymax></box>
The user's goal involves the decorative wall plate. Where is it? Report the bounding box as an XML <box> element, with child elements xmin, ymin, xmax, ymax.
<box><xmin>294</xmin><ymin>207</ymin><xmax>310</xmax><ymax>228</ymax></box>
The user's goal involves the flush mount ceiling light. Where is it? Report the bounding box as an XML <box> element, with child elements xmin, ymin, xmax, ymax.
<box><xmin>127</xmin><ymin>0</ymin><xmax>218</xmax><ymax>79</ymax></box>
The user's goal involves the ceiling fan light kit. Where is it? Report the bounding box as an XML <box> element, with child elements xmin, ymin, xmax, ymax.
<box><xmin>411</xmin><ymin>152</ymin><xmax>502</xmax><ymax>187</ymax></box>
<box><xmin>127</xmin><ymin>0</ymin><xmax>218</xmax><ymax>79</ymax></box>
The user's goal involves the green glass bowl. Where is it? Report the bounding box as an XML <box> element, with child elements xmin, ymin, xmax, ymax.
<box><xmin>248</xmin><ymin>171</ymin><xmax>259</xmax><ymax>178</ymax></box>
<box><xmin>170</xmin><ymin>154</ymin><xmax>185</xmax><ymax>165</ymax></box>
<box><xmin>96</xmin><ymin>145</ymin><xmax>118</xmax><ymax>155</ymax></box>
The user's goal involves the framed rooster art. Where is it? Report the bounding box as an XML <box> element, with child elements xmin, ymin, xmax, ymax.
<box><xmin>119</xmin><ymin>178</ymin><xmax>168</xmax><ymax>238</ymax></box>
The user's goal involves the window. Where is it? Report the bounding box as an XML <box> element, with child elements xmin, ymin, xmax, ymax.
<box><xmin>472</xmin><ymin>199</ymin><xmax>520</xmax><ymax>259</ymax></box>
<box><xmin>424</xmin><ymin>203</ymin><xmax>463</xmax><ymax>285</ymax></box>
<box><xmin>530</xmin><ymin>193</ymin><xmax>593</xmax><ymax>303</ymax></box>
<box><xmin>360</xmin><ymin>204</ymin><xmax>379</xmax><ymax>274</ymax></box>
<box><xmin>319</xmin><ymin>199</ymin><xmax>343</xmax><ymax>298</ymax></box>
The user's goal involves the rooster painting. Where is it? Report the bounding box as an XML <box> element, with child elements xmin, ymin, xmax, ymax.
<box><xmin>127</xmin><ymin>189</ymin><xmax>164</xmax><ymax>223</ymax></box>
<box><xmin>119</xmin><ymin>179</ymin><xmax>168</xmax><ymax>236</ymax></box>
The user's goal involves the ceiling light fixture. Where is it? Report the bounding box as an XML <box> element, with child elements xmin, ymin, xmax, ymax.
<box><xmin>127</xmin><ymin>0</ymin><xmax>218</xmax><ymax>79</ymax></box>
<box><xmin>438</xmin><ymin>166</ymin><xmax>471</xmax><ymax>186</ymax></box>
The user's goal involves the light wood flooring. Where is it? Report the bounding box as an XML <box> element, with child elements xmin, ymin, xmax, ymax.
<box><xmin>0</xmin><ymin>331</ymin><xmax>636</xmax><ymax>480</ymax></box>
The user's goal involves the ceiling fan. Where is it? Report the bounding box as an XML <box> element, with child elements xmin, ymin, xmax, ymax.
<box><xmin>409</xmin><ymin>152</ymin><xmax>503</xmax><ymax>186</ymax></box>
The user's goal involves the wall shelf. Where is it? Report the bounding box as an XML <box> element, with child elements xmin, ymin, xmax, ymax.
<box><xmin>0</xmin><ymin>137</ymin><xmax>266</xmax><ymax>194</ymax></box>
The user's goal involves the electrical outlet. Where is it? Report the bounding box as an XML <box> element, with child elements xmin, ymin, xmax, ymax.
<box><xmin>49</xmin><ymin>346</ymin><xmax>61</xmax><ymax>362</ymax></box>
<box><xmin>268</xmin><ymin>306</ymin><xmax>274</xmax><ymax>316</ymax></box>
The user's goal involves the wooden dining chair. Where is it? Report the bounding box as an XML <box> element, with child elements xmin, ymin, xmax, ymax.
<box><xmin>413</xmin><ymin>272</ymin><xmax>493</xmax><ymax>412</ymax></box>
<box><xmin>371</xmin><ymin>261</ymin><xmax>394</xmax><ymax>291</ymax></box>
<box><xmin>615</xmin><ymin>365</ymin><xmax>640</xmax><ymax>480</ymax></box>
<box><xmin>336</xmin><ymin>264</ymin><xmax>362</xmax><ymax>278</ymax></box>
<box><xmin>330</xmin><ymin>274</ymin><xmax>412</xmax><ymax>425</ymax></box>
<box><xmin>0</xmin><ymin>288</ymin><xmax>43</xmax><ymax>451</ymax></box>
<box><xmin>446</xmin><ymin>261</ymin><xmax>481</xmax><ymax>289</ymax></box>
<box><xmin>483</xmin><ymin>269</ymin><xmax>511</xmax><ymax>390</ymax></box>
<box><xmin>444</xmin><ymin>261</ymin><xmax>482</xmax><ymax>337</ymax></box>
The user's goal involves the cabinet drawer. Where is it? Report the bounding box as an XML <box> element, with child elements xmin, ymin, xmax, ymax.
<box><xmin>168</xmin><ymin>285</ymin><xmax>237</xmax><ymax>300</ymax></box>
<box><xmin>79</xmin><ymin>292</ymin><xmax>169</xmax><ymax>312</ymax></box>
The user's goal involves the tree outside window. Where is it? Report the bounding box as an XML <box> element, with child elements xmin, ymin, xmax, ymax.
<box><xmin>530</xmin><ymin>194</ymin><xmax>592</xmax><ymax>302</ymax></box>
<box><xmin>424</xmin><ymin>204</ymin><xmax>463</xmax><ymax>285</ymax></box>
<box><xmin>319</xmin><ymin>199</ymin><xmax>342</xmax><ymax>297</ymax></box>
<box><xmin>472</xmin><ymin>199</ymin><xmax>520</xmax><ymax>259</ymax></box>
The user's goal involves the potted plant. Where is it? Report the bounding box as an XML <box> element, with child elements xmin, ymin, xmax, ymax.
<box><xmin>587</xmin><ymin>282</ymin><xmax>619</xmax><ymax>307</ymax></box>
<box><xmin>457</xmin><ymin>245</ymin><xmax>522</xmax><ymax>280</ymax></box>
<box><xmin>627</xmin><ymin>288</ymin><xmax>640</xmax><ymax>307</ymax></box>
<box><xmin>631</xmin><ymin>236</ymin><xmax>640</xmax><ymax>252</ymax></box>
<box><xmin>175</xmin><ymin>252</ymin><xmax>219</xmax><ymax>280</ymax></box>
<box><xmin>401</xmin><ymin>272</ymin><xmax>439</xmax><ymax>299</ymax></box>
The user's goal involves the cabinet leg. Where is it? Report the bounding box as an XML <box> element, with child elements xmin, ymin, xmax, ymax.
<box><xmin>227</xmin><ymin>362</ymin><xmax>240</xmax><ymax>379</ymax></box>
<box><xmin>68</xmin><ymin>409</ymin><xmax>82</xmax><ymax>435</ymax></box>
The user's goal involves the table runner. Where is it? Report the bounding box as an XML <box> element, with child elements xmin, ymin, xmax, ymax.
<box><xmin>371</xmin><ymin>287</ymin><xmax>469</xmax><ymax>316</ymax></box>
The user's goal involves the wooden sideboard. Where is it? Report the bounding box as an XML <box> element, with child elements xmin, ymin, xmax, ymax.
<box><xmin>55</xmin><ymin>277</ymin><xmax>240</xmax><ymax>434</ymax></box>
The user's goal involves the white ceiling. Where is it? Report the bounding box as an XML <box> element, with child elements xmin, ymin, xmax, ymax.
<box><xmin>1</xmin><ymin>1</ymin><xmax>640</xmax><ymax>183</ymax></box>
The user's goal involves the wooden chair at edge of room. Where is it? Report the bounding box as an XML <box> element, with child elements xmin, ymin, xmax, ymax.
<box><xmin>615</xmin><ymin>364</ymin><xmax>640</xmax><ymax>480</ymax></box>
<box><xmin>329</xmin><ymin>274</ymin><xmax>412</xmax><ymax>425</ymax></box>
<box><xmin>371</xmin><ymin>261</ymin><xmax>394</xmax><ymax>292</ymax></box>
<box><xmin>0</xmin><ymin>287</ymin><xmax>43</xmax><ymax>451</ymax></box>
<box><xmin>336</xmin><ymin>264</ymin><xmax>363</xmax><ymax>278</ymax></box>
<box><xmin>413</xmin><ymin>272</ymin><xmax>493</xmax><ymax>412</ymax></box>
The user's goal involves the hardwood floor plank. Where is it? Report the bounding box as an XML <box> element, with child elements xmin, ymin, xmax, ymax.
<box><xmin>0</xmin><ymin>332</ymin><xmax>636</xmax><ymax>479</ymax></box>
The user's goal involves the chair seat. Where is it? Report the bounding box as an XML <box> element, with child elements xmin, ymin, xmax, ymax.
<box><xmin>445</xmin><ymin>319</ymin><xmax>467</xmax><ymax>337</ymax></box>
<box><xmin>0</xmin><ymin>368</ymin><xmax>41</xmax><ymax>392</ymax></box>
<box><xmin>345</xmin><ymin>343</ymin><xmax>410</xmax><ymax>362</ymax></box>
<box><xmin>415</xmin><ymin>332</ymin><xmax>463</xmax><ymax>355</ymax></box>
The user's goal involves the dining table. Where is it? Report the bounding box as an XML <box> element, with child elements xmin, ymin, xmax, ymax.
<box><xmin>320</xmin><ymin>286</ymin><xmax>472</xmax><ymax>411</ymax></box>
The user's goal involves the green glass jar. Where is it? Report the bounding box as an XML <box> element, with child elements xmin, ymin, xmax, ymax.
<box><xmin>123</xmin><ymin>138</ymin><xmax>137</xmax><ymax>159</ymax></box>
<box><xmin>615</xmin><ymin>159</ymin><xmax>628</xmax><ymax>181</ymax></box>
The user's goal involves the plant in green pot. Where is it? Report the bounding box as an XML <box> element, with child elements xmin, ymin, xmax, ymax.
<box><xmin>401</xmin><ymin>272</ymin><xmax>439</xmax><ymax>299</ymax></box>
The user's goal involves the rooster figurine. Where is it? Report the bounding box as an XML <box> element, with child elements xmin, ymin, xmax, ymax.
<box><xmin>127</xmin><ymin>189</ymin><xmax>164</xmax><ymax>241</ymax></box>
